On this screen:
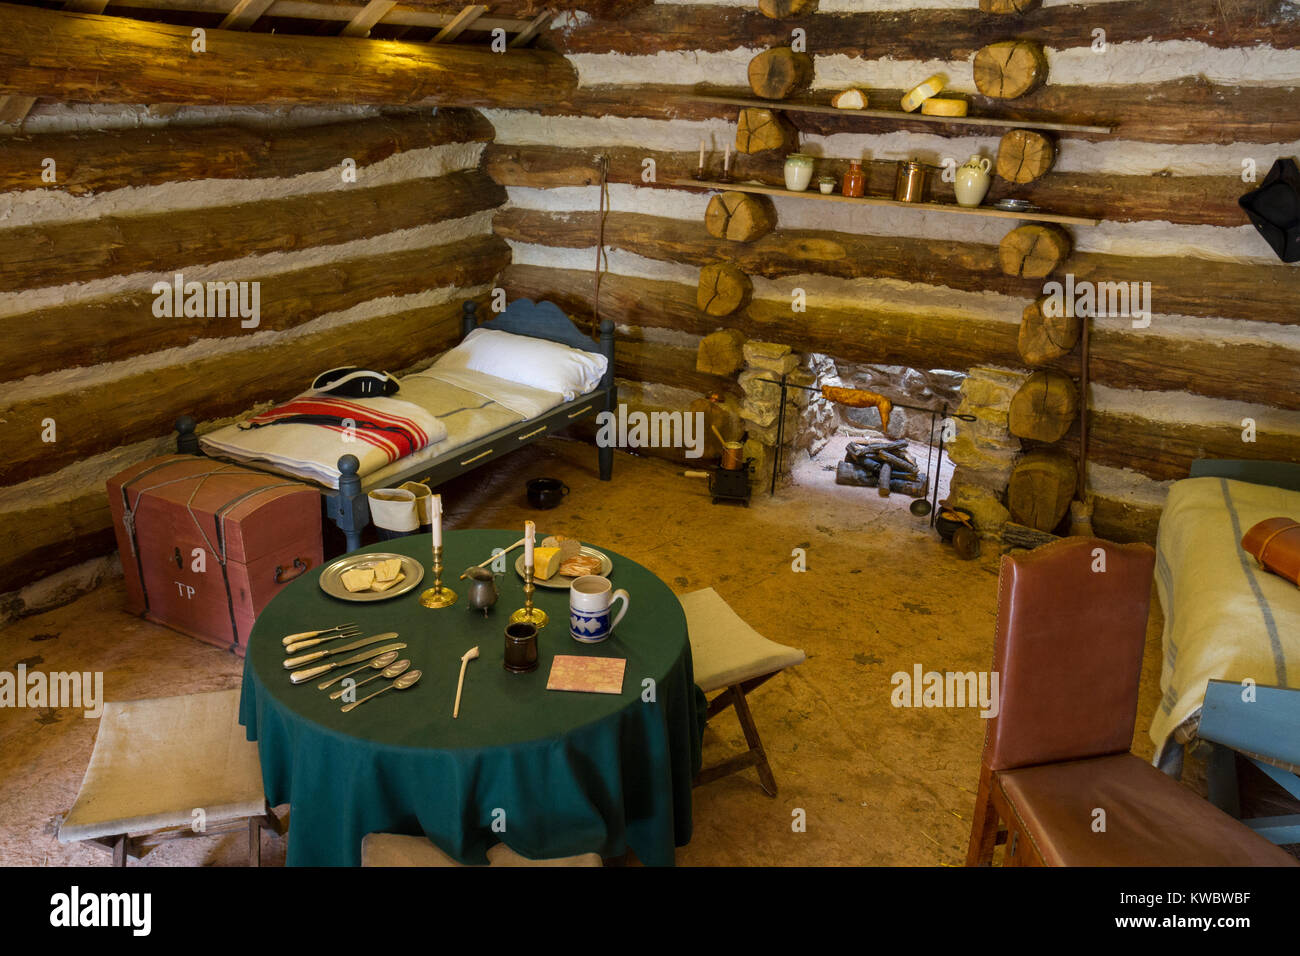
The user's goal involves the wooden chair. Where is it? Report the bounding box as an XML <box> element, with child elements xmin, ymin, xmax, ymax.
<box><xmin>58</xmin><ymin>689</ymin><xmax>282</xmax><ymax>866</ymax></box>
<box><xmin>966</xmin><ymin>537</ymin><xmax>1298</xmax><ymax>867</ymax></box>
<box><xmin>680</xmin><ymin>587</ymin><xmax>805</xmax><ymax>797</ymax></box>
<box><xmin>361</xmin><ymin>834</ymin><xmax>602</xmax><ymax>867</ymax></box>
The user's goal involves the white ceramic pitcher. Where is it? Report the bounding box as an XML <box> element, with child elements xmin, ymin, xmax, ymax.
<box><xmin>954</xmin><ymin>154</ymin><xmax>992</xmax><ymax>207</ymax></box>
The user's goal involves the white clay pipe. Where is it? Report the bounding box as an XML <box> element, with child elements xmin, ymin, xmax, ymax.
<box><xmin>453</xmin><ymin>646</ymin><xmax>479</xmax><ymax>719</ymax></box>
<box><xmin>459</xmin><ymin>538</ymin><xmax>525</xmax><ymax>579</ymax></box>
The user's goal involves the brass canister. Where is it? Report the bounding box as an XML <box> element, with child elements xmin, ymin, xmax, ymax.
<box><xmin>894</xmin><ymin>160</ymin><xmax>929</xmax><ymax>203</ymax></box>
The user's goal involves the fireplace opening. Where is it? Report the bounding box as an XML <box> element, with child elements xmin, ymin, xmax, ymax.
<box><xmin>783</xmin><ymin>356</ymin><xmax>965</xmax><ymax>512</ymax></box>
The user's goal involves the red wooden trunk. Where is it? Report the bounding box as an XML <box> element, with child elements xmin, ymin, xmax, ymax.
<box><xmin>106</xmin><ymin>455</ymin><xmax>323</xmax><ymax>655</ymax></box>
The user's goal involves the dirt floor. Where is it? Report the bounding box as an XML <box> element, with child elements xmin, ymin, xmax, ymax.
<box><xmin>0</xmin><ymin>435</ymin><xmax>1196</xmax><ymax>867</ymax></box>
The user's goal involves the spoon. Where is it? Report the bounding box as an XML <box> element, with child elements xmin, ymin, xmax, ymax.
<box><xmin>329</xmin><ymin>658</ymin><xmax>410</xmax><ymax>701</ymax></box>
<box><xmin>316</xmin><ymin>650</ymin><xmax>398</xmax><ymax>691</ymax></box>
<box><xmin>341</xmin><ymin>669</ymin><xmax>422</xmax><ymax>713</ymax></box>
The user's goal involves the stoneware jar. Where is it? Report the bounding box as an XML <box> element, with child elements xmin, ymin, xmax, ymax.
<box><xmin>818</xmin><ymin>176</ymin><xmax>836</xmax><ymax>195</ymax></box>
<box><xmin>784</xmin><ymin>153</ymin><xmax>815</xmax><ymax>192</ymax></box>
<box><xmin>954</xmin><ymin>154</ymin><xmax>993</xmax><ymax>207</ymax></box>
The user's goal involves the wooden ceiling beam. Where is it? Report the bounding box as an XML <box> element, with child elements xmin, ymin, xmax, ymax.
<box><xmin>509</xmin><ymin>8</ymin><xmax>553</xmax><ymax>48</ymax></box>
<box><xmin>430</xmin><ymin>4</ymin><xmax>486</xmax><ymax>43</ymax></box>
<box><xmin>340</xmin><ymin>0</ymin><xmax>397</xmax><ymax>36</ymax></box>
<box><xmin>0</xmin><ymin>3</ymin><xmax>577</xmax><ymax>109</ymax></box>
<box><xmin>219</xmin><ymin>0</ymin><xmax>276</xmax><ymax>28</ymax></box>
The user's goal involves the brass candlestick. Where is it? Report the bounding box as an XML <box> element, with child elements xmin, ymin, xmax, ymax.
<box><xmin>420</xmin><ymin>545</ymin><xmax>457</xmax><ymax>608</ymax></box>
<box><xmin>508</xmin><ymin>562</ymin><xmax>548</xmax><ymax>628</ymax></box>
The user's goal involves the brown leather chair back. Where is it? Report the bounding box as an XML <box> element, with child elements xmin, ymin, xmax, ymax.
<box><xmin>983</xmin><ymin>536</ymin><xmax>1156</xmax><ymax>772</ymax></box>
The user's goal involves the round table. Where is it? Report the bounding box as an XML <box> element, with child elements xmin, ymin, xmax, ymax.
<box><xmin>239</xmin><ymin>529</ymin><xmax>705</xmax><ymax>867</ymax></box>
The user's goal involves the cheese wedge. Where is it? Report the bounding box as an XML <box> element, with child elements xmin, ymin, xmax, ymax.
<box><xmin>831</xmin><ymin>88</ymin><xmax>868</xmax><ymax>110</ymax></box>
<box><xmin>341</xmin><ymin>568</ymin><xmax>376</xmax><ymax>592</ymax></box>
<box><xmin>369</xmin><ymin>572</ymin><xmax>406</xmax><ymax>592</ymax></box>
<box><xmin>533</xmin><ymin>546</ymin><xmax>563</xmax><ymax>580</ymax></box>
<box><xmin>901</xmin><ymin>74</ymin><xmax>945</xmax><ymax>112</ymax></box>
<box><xmin>920</xmin><ymin>97</ymin><xmax>968</xmax><ymax>117</ymax></box>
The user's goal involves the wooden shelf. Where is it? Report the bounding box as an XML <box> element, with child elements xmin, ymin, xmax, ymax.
<box><xmin>680</xmin><ymin>94</ymin><xmax>1116</xmax><ymax>136</ymax></box>
<box><xmin>669</xmin><ymin>178</ymin><xmax>1101</xmax><ymax>227</ymax></box>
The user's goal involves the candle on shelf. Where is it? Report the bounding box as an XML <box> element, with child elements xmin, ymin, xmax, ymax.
<box><xmin>698</xmin><ymin>139</ymin><xmax>705</xmax><ymax>175</ymax></box>
<box><xmin>723</xmin><ymin>145</ymin><xmax>731</xmax><ymax>176</ymax></box>
<box><xmin>524</xmin><ymin>520</ymin><xmax>535</xmax><ymax>568</ymax></box>
<box><xmin>431</xmin><ymin>494</ymin><xmax>442</xmax><ymax>549</ymax></box>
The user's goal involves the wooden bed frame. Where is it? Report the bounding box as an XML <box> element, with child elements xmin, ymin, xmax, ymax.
<box><xmin>175</xmin><ymin>298</ymin><xmax>617</xmax><ymax>551</ymax></box>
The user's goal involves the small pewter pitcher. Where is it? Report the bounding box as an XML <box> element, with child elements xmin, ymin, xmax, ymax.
<box><xmin>465</xmin><ymin>566</ymin><xmax>499</xmax><ymax>616</ymax></box>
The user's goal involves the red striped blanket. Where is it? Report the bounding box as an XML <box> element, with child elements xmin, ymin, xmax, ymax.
<box><xmin>242</xmin><ymin>396</ymin><xmax>439</xmax><ymax>466</ymax></box>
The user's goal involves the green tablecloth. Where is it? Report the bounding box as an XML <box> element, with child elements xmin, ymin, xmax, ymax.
<box><xmin>239</xmin><ymin>529</ymin><xmax>705</xmax><ymax>866</ymax></box>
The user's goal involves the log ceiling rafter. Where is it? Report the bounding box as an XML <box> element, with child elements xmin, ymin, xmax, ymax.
<box><xmin>0</xmin><ymin>0</ymin><xmax>111</xmax><ymax>132</ymax></box>
<box><xmin>0</xmin><ymin>2</ymin><xmax>578</xmax><ymax>110</ymax></box>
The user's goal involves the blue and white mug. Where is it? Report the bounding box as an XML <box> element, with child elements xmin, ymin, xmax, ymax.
<box><xmin>569</xmin><ymin>575</ymin><xmax>629</xmax><ymax>644</ymax></box>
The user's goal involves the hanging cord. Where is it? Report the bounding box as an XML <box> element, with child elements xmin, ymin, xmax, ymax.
<box><xmin>592</xmin><ymin>153</ymin><xmax>610</xmax><ymax>336</ymax></box>
<box><xmin>1078</xmin><ymin>314</ymin><xmax>1091</xmax><ymax>498</ymax></box>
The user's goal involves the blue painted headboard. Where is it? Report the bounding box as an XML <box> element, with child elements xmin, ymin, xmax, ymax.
<box><xmin>1189</xmin><ymin>459</ymin><xmax>1300</xmax><ymax>492</ymax></box>
<box><xmin>465</xmin><ymin>298</ymin><xmax>604</xmax><ymax>355</ymax></box>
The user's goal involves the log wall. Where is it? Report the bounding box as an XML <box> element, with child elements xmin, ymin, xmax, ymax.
<box><xmin>487</xmin><ymin>0</ymin><xmax>1300</xmax><ymax>542</ymax></box>
<box><xmin>0</xmin><ymin>105</ymin><xmax>509</xmax><ymax>605</ymax></box>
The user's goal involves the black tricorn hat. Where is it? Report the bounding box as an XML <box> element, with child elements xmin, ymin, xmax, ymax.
<box><xmin>1239</xmin><ymin>157</ymin><xmax>1300</xmax><ymax>263</ymax></box>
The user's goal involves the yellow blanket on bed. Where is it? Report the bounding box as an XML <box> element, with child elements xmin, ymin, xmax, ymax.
<box><xmin>1151</xmin><ymin>476</ymin><xmax>1300</xmax><ymax>761</ymax></box>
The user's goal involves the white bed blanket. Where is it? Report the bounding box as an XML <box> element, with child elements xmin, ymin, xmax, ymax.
<box><xmin>1151</xmin><ymin>476</ymin><xmax>1300</xmax><ymax>761</ymax></box>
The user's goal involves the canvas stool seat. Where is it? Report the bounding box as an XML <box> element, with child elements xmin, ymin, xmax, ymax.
<box><xmin>361</xmin><ymin>834</ymin><xmax>602</xmax><ymax>867</ymax></box>
<box><xmin>680</xmin><ymin>587</ymin><xmax>805</xmax><ymax>796</ymax></box>
<box><xmin>59</xmin><ymin>688</ymin><xmax>278</xmax><ymax>865</ymax></box>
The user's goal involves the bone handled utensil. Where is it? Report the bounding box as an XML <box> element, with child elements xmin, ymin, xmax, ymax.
<box><xmin>459</xmin><ymin>539</ymin><xmax>525</xmax><ymax>579</ymax></box>
<box><xmin>341</xmin><ymin>670</ymin><xmax>422</xmax><ymax>713</ymax></box>
<box><xmin>283</xmin><ymin>631</ymin><xmax>399</xmax><ymax>669</ymax></box>
<box><xmin>292</xmin><ymin>642</ymin><xmax>406</xmax><ymax>685</ymax></box>
<box><xmin>453</xmin><ymin>646</ymin><xmax>480</xmax><ymax>719</ymax></box>
<box><xmin>282</xmin><ymin>623</ymin><xmax>358</xmax><ymax>647</ymax></box>
<box><xmin>330</xmin><ymin>659</ymin><xmax>410</xmax><ymax>700</ymax></box>
<box><xmin>284</xmin><ymin>627</ymin><xmax>363</xmax><ymax>654</ymax></box>
<box><xmin>318</xmin><ymin>649</ymin><xmax>399</xmax><ymax>692</ymax></box>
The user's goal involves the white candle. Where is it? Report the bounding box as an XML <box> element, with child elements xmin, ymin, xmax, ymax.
<box><xmin>698</xmin><ymin>139</ymin><xmax>705</xmax><ymax>173</ymax></box>
<box><xmin>524</xmin><ymin>520</ymin><xmax>535</xmax><ymax>568</ymax></box>
<box><xmin>723</xmin><ymin>145</ymin><xmax>731</xmax><ymax>175</ymax></box>
<box><xmin>431</xmin><ymin>494</ymin><xmax>442</xmax><ymax>548</ymax></box>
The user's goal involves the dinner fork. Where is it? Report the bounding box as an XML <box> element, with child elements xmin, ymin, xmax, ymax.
<box><xmin>281</xmin><ymin>623</ymin><xmax>358</xmax><ymax>647</ymax></box>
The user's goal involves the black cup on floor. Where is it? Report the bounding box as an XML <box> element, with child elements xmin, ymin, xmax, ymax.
<box><xmin>526</xmin><ymin>477</ymin><xmax>569</xmax><ymax>510</ymax></box>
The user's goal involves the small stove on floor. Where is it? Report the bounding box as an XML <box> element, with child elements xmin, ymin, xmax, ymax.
<box><xmin>688</xmin><ymin>460</ymin><xmax>755</xmax><ymax>505</ymax></box>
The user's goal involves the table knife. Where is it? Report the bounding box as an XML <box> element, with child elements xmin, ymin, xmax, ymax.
<box><xmin>290</xmin><ymin>642</ymin><xmax>407</xmax><ymax>685</ymax></box>
<box><xmin>283</xmin><ymin>631</ymin><xmax>399</xmax><ymax>670</ymax></box>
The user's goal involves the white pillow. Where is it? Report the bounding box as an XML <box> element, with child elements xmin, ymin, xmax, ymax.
<box><xmin>432</xmin><ymin>328</ymin><xmax>608</xmax><ymax>401</ymax></box>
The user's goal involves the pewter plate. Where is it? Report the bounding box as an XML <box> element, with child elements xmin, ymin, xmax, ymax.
<box><xmin>319</xmin><ymin>552</ymin><xmax>425</xmax><ymax>602</ymax></box>
<box><xmin>993</xmin><ymin>198</ymin><xmax>1037</xmax><ymax>212</ymax></box>
<box><xmin>515</xmin><ymin>546</ymin><xmax>613</xmax><ymax>590</ymax></box>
